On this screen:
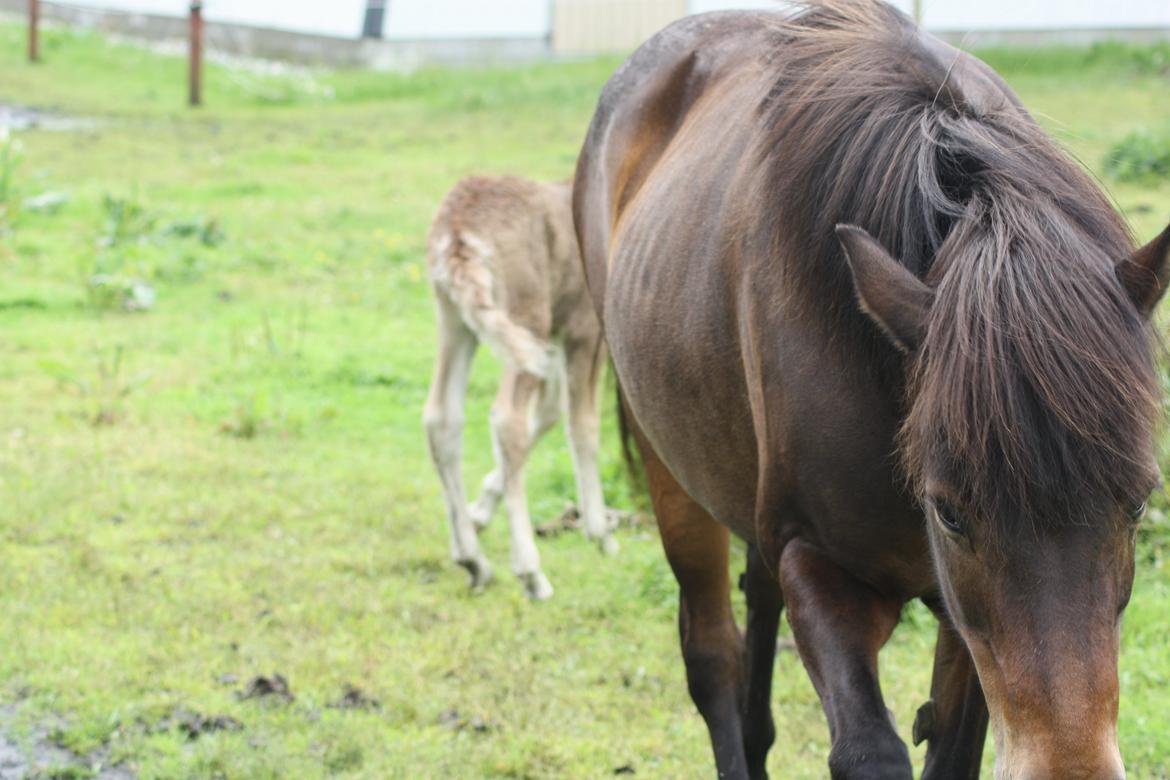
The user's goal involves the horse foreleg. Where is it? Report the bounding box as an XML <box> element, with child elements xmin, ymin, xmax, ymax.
<box><xmin>778</xmin><ymin>539</ymin><xmax>911</xmax><ymax>780</ymax></box>
<box><xmin>739</xmin><ymin>544</ymin><xmax>782</xmax><ymax>780</ymax></box>
<box><xmin>917</xmin><ymin>611</ymin><xmax>989</xmax><ymax>780</ymax></box>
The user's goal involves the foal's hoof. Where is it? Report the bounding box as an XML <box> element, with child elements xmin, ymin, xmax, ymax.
<box><xmin>585</xmin><ymin>520</ymin><xmax>619</xmax><ymax>556</ymax></box>
<box><xmin>598</xmin><ymin>533</ymin><xmax>620</xmax><ymax>556</ymax></box>
<box><xmin>468</xmin><ymin>506</ymin><xmax>493</xmax><ymax>532</ymax></box>
<box><xmin>519</xmin><ymin>571</ymin><xmax>554</xmax><ymax>601</ymax></box>
<box><xmin>457</xmin><ymin>556</ymin><xmax>494</xmax><ymax>592</ymax></box>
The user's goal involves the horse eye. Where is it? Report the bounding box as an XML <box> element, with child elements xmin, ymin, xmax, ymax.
<box><xmin>931</xmin><ymin>501</ymin><xmax>965</xmax><ymax>536</ymax></box>
<box><xmin>1129</xmin><ymin>501</ymin><xmax>1148</xmax><ymax>521</ymax></box>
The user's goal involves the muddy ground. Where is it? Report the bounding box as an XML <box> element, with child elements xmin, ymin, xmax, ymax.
<box><xmin>0</xmin><ymin>706</ymin><xmax>133</xmax><ymax>779</ymax></box>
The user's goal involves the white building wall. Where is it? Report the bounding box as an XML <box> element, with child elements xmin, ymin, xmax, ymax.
<box><xmin>384</xmin><ymin>0</ymin><xmax>550</xmax><ymax>40</ymax></box>
<box><xmin>689</xmin><ymin>1</ymin><xmax>1170</xmax><ymax>30</ymax></box>
<box><xmin>28</xmin><ymin>0</ymin><xmax>366</xmax><ymax>38</ymax></box>
<box><xmin>920</xmin><ymin>0</ymin><xmax>1170</xmax><ymax>30</ymax></box>
<box><xmin>21</xmin><ymin>0</ymin><xmax>1170</xmax><ymax>40</ymax></box>
<box><xmin>206</xmin><ymin>0</ymin><xmax>366</xmax><ymax>38</ymax></box>
<box><xmin>687</xmin><ymin>0</ymin><xmax>783</xmax><ymax>13</ymax></box>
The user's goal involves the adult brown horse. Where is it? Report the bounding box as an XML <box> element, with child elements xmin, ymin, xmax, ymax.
<box><xmin>574</xmin><ymin>3</ymin><xmax>1170</xmax><ymax>778</ymax></box>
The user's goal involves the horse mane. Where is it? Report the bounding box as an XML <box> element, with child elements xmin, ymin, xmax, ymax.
<box><xmin>755</xmin><ymin>0</ymin><xmax>1159</xmax><ymax>526</ymax></box>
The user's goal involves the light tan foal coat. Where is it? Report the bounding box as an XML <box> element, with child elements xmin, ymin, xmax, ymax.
<box><xmin>422</xmin><ymin>176</ymin><xmax>614</xmax><ymax>600</ymax></box>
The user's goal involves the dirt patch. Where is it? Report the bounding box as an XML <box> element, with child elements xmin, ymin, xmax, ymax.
<box><xmin>237</xmin><ymin>673</ymin><xmax>295</xmax><ymax>704</ymax></box>
<box><xmin>436</xmin><ymin>708</ymin><xmax>495</xmax><ymax>734</ymax></box>
<box><xmin>328</xmin><ymin>685</ymin><xmax>380</xmax><ymax>712</ymax></box>
<box><xmin>0</xmin><ymin>705</ymin><xmax>134</xmax><ymax>780</ymax></box>
<box><xmin>148</xmin><ymin>708</ymin><xmax>244</xmax><ymax>742</ymax></box>
<box><xmin>534</xmin><ymin>505</ymin><xmax>645</xmax><ymax>538</ymax></box>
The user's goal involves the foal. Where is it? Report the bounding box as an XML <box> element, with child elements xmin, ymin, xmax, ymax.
<box><xmin>423</xmin><ymin>176</ymin><xmax>615</xmax><ymax>600</ymax></box>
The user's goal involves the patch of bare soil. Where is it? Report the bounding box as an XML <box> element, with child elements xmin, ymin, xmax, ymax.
<box><xmin>237</xmin><ymin>673</ymin><xmax>295</xmax><ymax>704</ymax></box>
<box><xmin>436</xmin><ymin>708</ymin><xmax>496</xmax><ymax>734</ymax></box>
<box><xmin>148</xmin><ymin>708</ymin><xmax>244</xmax><ymax>742</ymax></box>
<box><xmin>534</xmin><ymin>505</ymin><xmax>645</xmax><ymax>538</ymax></box>
<box><xmin>328</xmin><ymin>684</ymin><xmax>380</xmax><ymax>712</ymax></box>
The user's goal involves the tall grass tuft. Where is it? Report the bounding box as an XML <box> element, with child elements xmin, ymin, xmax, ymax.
<box><xmin>1105</xmin><ymin>127</ymin><xmax>1170</xmax><ymax>183</ymax></box>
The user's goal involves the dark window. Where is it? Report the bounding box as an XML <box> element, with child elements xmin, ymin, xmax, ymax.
<box><xmin>362</xmin><ymin>0</ymin><xmax>386</xmax><ymax>39</ymax></box>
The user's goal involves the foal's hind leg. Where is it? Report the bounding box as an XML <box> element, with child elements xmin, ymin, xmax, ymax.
<box><xmin>468</xmin><ymin>468</ymin><xmax>504</xmax><ymax>530</ymax></box>
<box><xmin>564</xmin><ymin>335</ymin><xmax>617</xmax><ymax>554</ymax></box>
<box><xmin>631</xmin><ymin>421</ymin><xmax>749</xmax><ymax>779</ymax></box>
<box><xmin>778</xmin><ymin>539</ymin><xmax>911</xmax><ymax>779</ymax></box>
<box><xmin>470</xmin><ymin>361</ymin><xmax>562</xmax><ymax>530</ymax></box>
<box><xmin>740</xmin><ymin>544</ymin><xmax>783</xmax><ymax>780</ymax></box>
<box><xmin>918</xmin><ymin>612</ymin><xmax>988</xmax><ymax>780</ymax></box>
<box><xmin>422</xmin><ymin>295</ymin><xmax>492</xmax><ymax>590</ymax></box>
<box><xmin>490</xmin><ymin>367</ymin><xmax>554</xmax><ymax>599</ymax></box>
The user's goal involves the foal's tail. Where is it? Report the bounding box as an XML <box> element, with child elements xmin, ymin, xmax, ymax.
<box><xmin>429</xmin><ymin>229</ymin><xmax>553</xmax><ymax>378</ymax></box>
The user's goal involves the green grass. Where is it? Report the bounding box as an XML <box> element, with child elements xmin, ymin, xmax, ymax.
<box><xmin>0</xmin><ymin>23</ymin><xmax>1169</xmax><ymax>779</ymax></box>
<box><xmin>1106</xmin><ymin>126</ymin><xmax>1170</xmax><ymax>183</ymax></box>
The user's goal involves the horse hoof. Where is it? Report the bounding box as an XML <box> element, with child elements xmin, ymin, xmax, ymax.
<box><xmin>457</xmin><ymin>556</ymin><xmax>494</xmax><ymax>592</ymax></box>
<box><xmin>519</xmin><ymin>571</ymin><xmax>554</xmax><ymax>601</ymax></box>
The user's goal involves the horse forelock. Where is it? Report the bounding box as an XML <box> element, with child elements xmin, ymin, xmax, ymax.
<box><xmin>754</xmin><ymin>0</ymin><xmax>1160</xmax><ymax>529</ymax></box>
<box><xmin>904</xmin><ymin>197</ymin><xmax>1159</xmax><ymax>529</ymax></box>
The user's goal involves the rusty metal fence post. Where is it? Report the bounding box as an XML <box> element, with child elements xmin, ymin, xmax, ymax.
<box><xmin>28</xmin><ymin>0</ymin><xmax>39</xmax><ymax>62</ymax></box>
<box><xmin>188</xmin><ymin>0</ymin><xmax>203</xmax><ymax>106</ymax></box>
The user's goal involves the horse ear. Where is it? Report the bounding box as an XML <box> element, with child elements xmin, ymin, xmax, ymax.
<box><xmin>835</xmin><ymin>224</ymin><xmax>934</xmax><ymax>352</ymax></box>
<box><xmin>1117</xmin><ymin>221</ymin><xmax>1170</xmax><ymax>318</ymax></box>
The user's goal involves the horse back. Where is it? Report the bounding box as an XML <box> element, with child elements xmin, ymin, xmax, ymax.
<box><xmin>573</xmin><ymin>12</ymin><xmax>776</xmax><ymax>319</ymax></box>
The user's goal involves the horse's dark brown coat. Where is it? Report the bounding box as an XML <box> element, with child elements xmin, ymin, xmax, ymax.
<box><xmin>575</xmin><ymin>2</ymin><xmax>1168</xmax><ymax>777</ymax></box>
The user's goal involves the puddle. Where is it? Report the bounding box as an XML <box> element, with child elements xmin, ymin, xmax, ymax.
<box><xmin>0</xmin><ymin>705</ymin><xmax>134</xmax><ymax>779</ymax></box>
<box><xmin>0</xmin><ymin>102</ymin><xmax>97</xmax><ymax>132</ymax></box>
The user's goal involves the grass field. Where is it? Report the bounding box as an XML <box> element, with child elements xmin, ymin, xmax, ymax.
<box><xmin>1</xmin><ymin>22</ymin><xmax>1169</xmax><ymax>779</ymax></box>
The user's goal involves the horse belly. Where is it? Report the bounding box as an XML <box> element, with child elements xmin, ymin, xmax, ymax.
<box><xmin>594</xmin><ymin>83</ymin><xmax>771</xmax><ymax>539</ymax></box>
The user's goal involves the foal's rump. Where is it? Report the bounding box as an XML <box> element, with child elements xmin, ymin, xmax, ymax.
<box><xmin>428</xmin><ymin>177</ymin><xmax>572</xmax><ymax>378</ymax></box>
<box><xmin>428</xmin><ymin>226</ymin><xmax>552</xmax><ymax>377</ymax></box>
